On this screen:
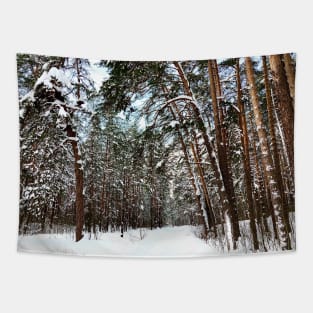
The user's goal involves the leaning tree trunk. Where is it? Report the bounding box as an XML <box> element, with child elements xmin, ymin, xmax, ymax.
<box><xmin>245</xmin><ymin>57</ymin><xmax>291</xmax><ymax>250</ymax></box>
<box><xmin>166</xmin><ymin>91</ymin><xmax>216</xmax><ymax>234</ymax></box>
<box><xmin>173</xmin><ymin>61</ymin><xmax>237</xmax><ymax>249</ymax></box>
<box><xmin>191</xmin><ymin>129</ymin><xmax>217</xmax><ymax>232</ymax></box>
<box><xmin>167</xmin><ymin>104</ymin><xmax>210</xmax><ymax>236</ymax></box>
<box><xmin>163</xmin><ymin>86</ymin><xmax>210</xmax><ymax>229</ymax></box>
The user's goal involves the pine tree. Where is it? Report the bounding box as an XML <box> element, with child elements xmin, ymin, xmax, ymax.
<box><xmin>245</xmin><ymin>57</ymin><xmax>291</xmax><ymax>250</ymax></box>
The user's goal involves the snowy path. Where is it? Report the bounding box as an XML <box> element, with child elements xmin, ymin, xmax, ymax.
<box><xmin>17</xmin><ymin>226</ymin><xmax>218</xmax><ymax>257</ymax></box>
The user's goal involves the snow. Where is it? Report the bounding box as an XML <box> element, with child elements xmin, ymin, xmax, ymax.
<box><xmin>155</xmin><ymin>160</ymin><xmax>164</xmax><ymax>169</ymax></box>
<box><xmin>138</xmin><ymin>116</ymin><xmax>146</xmax><ymax>131</ymax></box>
<box><xmin>88</xmin><ymin>61</ymin><xmax>110</xmax><ymax>91</ymax></box>
<box><xmin>19</xmin><ymin>107</ymin><xmax>26</xmax><ymax>118</ymax></box>
<box><xmin>116</xmin><ymin>110</ymin><xmax>126</xmax><ymax>120</ymax></box>
<box><xmin>35</xmin><ymin>67</ymin><xmax>72</xmax><ymax>89</ymax></box>
<box><xmin>17</xmin><ymin>226</ymin><xmax>218</xmax><ymax>257</ymax></box>
<box><xmin>17</xmin><ymin>216</ymin><xmax>296</xmax><ymax>257</ymax></box>
<box><xmin>58</xmin><ymin>106</ymin><xmax>68</xmax><ymax>117</ymax></box>
<box><xmin>169</xmin><ymin>120</ymin><xmax>179</xmax><ymax>128</ymax></box>
<box><xmin>20</xmin><ymin>90</ymin><xmax>35</xmax><ymax>103</ymax></box>
<box><xmin>42</xmin><ymin>62</ymin><xmax>50</xmax><ymax>71</ymax></box>
<box><xmin>67</xmin><ymin>136</ymin><xmax>79</xmax><ymax>141</ymax></box>
<box><xmin>166</xmin><ymin>95</ymin><xmax>193</xmax><ymax>105</ymax></box>
<box><xmin>230</xmin><ymin>104</ymin><xmax>240</xmax><ymax>112</ymax></box>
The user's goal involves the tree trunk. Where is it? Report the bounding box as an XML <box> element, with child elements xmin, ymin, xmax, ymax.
<box><xmin>167</xmin><ymin>104</ymin><xmax>210</xmax><ymax>237</ymax></box>
<box><xmin>173</xmin><ymin>61</ymin><xmax>238</xmax><ymax>249</ymax></box>
<box><xmin>49</xmin><ymin>201</ymin><xmax>56</xmax><ymax>230</ymax></box>
<box><xmin>191</xmin><ymin>130</ymin><xmax>216</xmax><ymax>232</ymax></box>
<box><xmin>235</xmin><ymin>59</ymin><xmax>259</xmax><ymax>251</ymax></box>
<box><xmin>71</xmin><ymin>58</ymin><xmax>84</xmax><ymax>242</ymax></box>
<box><xmin>245</xmin><ymin>57</ymin><xmax>290</xmax><ymax>250</ymax></box>
<box><xmin>169</xmin><ymin>95</ymin><xmax>216</xmax><ymax>234</ymax></box>
<box><xmin>40</xmin><ymin>205</ymin><xmax>47</xmax><ymax>233</ymax></box>
<box><xmin>67</xmin><ymin>126</ymin><xmax>84</xmax><ymax>242</ymax></box>
<box><xmin>282</xmin><ymin>53</ymin><xmax>295</xmax><ymax>108</ymax></box>
<box><xmin>269</xmin><ymin>55</ymin><xmax>294</xmax><ymax>180</ymax></box>
<box><xmin>208</xmin><ymin>59</ymin><xmax>240</xmax><ymax>243</ymax></box>
<box><xmin>249</xmin><ymin>112</ymin><xmax>277</xmax><ymax>240</ymax></box>
<box><xmin>262</xmin><ymin>56</ymin><xmax>291</xmax><ymax>233</ymax></box>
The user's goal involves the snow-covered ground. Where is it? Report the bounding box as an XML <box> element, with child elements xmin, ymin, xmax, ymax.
<box><xmin>18</xmin><ymin>226</ymin><xmax>219</xmax><ymax>257</ymax></box>
<box><xmin>18</xmin><ymin>221</ymin><xmax>295</xmax><ymax>257</ymax></box>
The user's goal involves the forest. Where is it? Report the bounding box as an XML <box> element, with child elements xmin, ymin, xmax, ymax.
<box><xmin>17</xmin><ymin>53</ymin><xmax>295</xmax><ymax>255</ymax></box>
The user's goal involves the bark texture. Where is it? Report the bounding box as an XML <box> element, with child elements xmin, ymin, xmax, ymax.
<box><xmin>245</xmin><ymin>57</ymin><xmax>290</xmax><ymax>250</ymax></box>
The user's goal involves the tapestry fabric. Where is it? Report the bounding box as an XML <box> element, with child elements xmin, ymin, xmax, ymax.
<box><xmin>17</xmin><ymin>53</ymin><xmax>296</xmax><ymax>257</ymax></box>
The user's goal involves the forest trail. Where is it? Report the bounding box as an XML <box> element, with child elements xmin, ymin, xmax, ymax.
<box><xmin>18</xmin><ymin>226</ymin><xmax>218</xmax><ymax>257</ymax></box>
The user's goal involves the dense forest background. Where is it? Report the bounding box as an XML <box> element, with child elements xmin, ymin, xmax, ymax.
<box><xmin>18</xmin><ymin>53</ymin><xmax>295</xmax><ymax>253</ymax></box>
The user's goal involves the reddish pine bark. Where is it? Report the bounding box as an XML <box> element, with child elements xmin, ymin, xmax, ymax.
<box><xmin>208</xmin><ymin>59</ymin><xmax>241</xmax><ymax>242</ymax></box>
<box><xmin>269</xmin><ymin>55</ymin><xmax>294</xmax><ymax>180</ymax></box>
<box><xmin>245</xmin><ymin>57</ymin><xmax>290</xmax><ymax>250</ymax></box>
<box><xmin>235</xmin><ymin>59</ymin><xmax>259</xmax><ymax>250</ymax></box>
